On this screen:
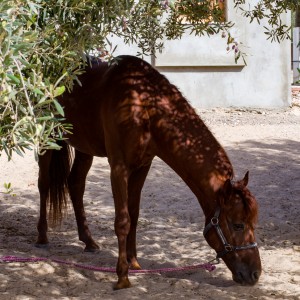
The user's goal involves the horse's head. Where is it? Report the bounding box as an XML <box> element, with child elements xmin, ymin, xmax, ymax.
<box><xmin>204</xmin><ymin>171</ymin><xmax>262</xmax><ymax>285</ymax></box>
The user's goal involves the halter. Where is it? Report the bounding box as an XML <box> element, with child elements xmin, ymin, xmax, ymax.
<box><xmin>203</xmin><ymin>206</ymin><xmax>257</xmax><ymax>262</ymax></box>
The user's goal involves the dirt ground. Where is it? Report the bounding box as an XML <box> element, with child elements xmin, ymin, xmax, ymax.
<box><xmin>0</xmin><ymin>104</ymin><xmax>299</xmax><ymax>299</ymax></box>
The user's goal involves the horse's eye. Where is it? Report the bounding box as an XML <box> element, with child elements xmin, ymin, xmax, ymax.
<box><xmin>233</xmin><ymin>224</ymin><xmax>245</xmax><ymax>231</ymax></box>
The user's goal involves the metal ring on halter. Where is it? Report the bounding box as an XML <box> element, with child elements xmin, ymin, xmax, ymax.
<box><xmin>225</xmin><ymin>245</ymin><xmax>233</xmax><ymax>252</ymax></box>
<box><xmin>211</xmin><ymin>216</ymin><xmax>219</xmax><ymax>225</ymax></box>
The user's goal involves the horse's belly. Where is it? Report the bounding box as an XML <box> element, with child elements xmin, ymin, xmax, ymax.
<box><xmin>66</xmin><ymin>130</ymin><xmax>107</xmax><ymax>157</ymax></box>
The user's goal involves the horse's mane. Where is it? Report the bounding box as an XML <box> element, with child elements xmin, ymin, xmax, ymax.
<box><xmin>236</xmin><ymin>185</ymin><xmax>258</xmax><ymax>227</ymax></box>
<box><xmin>245</xmin><ymin>195</ymin><xmax>258</xmax><ymax>226</ymax></box>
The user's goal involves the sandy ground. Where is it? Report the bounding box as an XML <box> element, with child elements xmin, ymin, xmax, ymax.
<box><xmin>0</xmin><ymin>105</ymin><xmax>300</xmax><ymax>300</ymax></box>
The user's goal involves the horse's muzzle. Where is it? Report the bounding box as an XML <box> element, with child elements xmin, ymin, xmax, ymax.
<box><xmin>232</xmin><ymin>269</ymin><xmax>261</xmax><ymax>285</ymax></box>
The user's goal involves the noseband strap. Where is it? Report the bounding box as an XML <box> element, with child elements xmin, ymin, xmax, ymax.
<box><xmin>203</xmin><ymin>206</ymin><xmax>257</xmax><ymax>259</ymax></box>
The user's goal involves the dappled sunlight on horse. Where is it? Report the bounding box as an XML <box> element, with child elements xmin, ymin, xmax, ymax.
<box><xmin>36</xmin><ymin>55</ymin><xmax>261</xmax><ymax>289</ymax></box>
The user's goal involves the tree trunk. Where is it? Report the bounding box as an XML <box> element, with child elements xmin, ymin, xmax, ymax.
<box><xmin>296</xmin><ymin>6</ymin><xmax>300</xmax><ymax>27</ymax></box>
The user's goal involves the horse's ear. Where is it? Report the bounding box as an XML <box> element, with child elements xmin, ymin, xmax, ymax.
<box><xmin>241</xmin><ymin>171</ymin><xmax>249</xmax><ymax>187</ymax></box>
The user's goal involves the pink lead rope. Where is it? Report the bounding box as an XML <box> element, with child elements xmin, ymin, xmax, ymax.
<box><xmin>0</xmin><ymin>255</ymin><xmax>216</xmax><ymax>274</ymax></box>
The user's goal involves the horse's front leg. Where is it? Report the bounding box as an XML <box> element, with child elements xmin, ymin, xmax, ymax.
<box><xmin>68</xmin><ymin>150</ymin><xmax>99</xmax><ymax>252</ymax></box>
<box><xmin>110</xmin><ymin>163</ymin><xmax>131</xmax><ymax>290</ymax></box>
<box><xmin>127</xmin><ymin>164</ymin><xmax>152</xmax><ymax>270</ymax></box>
<box><xmin>36</xmin><ymin>150</ymin><xmax>52</xmax><ymax>247</ymax></box>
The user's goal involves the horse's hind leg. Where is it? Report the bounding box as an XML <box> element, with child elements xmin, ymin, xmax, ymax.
<box><xmin>36</xmin><ymin>150</ymin><xmax>52</xmax><ymax>247</ymax></box>
<box><xmin>68</xmin><ymin>150</ymin><xmax>99</xmax><ymax>252</ymax></box>
<box><xmin>127</xmin><ymin>164</ymin><xmax>151</xmax><ymax>270</ymax></box>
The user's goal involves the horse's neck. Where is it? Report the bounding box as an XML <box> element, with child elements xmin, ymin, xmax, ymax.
<box><xmin>150</xmin><ymin>98</ymin><xmax>232</xmax><ymax>215</ymax></box>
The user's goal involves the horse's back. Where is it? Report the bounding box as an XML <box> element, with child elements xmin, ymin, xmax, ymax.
<box><xmin>61</xmin><ymin>56</ymin><xmax>159</xmax><ymax>166</ymax></box>
<box><xmin>60</xmin><ymin>55</ymin><xmax>207</xmax><ymax>168</ymax></box>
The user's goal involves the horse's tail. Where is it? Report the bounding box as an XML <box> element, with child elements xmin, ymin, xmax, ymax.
<box><xmin>48</xmin><ymin>140</ymin><xmax>73</xmax><ymax>226</ymax></box>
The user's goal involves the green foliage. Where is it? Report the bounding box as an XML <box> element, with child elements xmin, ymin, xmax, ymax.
<box><xmin>234</xmin><ymin>0</ymin><xmax>299</xmax><ymax>42</ymax></box>
<box><xmin>1</xmin><ymin>182</ymin><xmax>16</xmax><ymax>196</ymax></box>
<box><xmin>0</xmin><ymin>0</ymin><xmax>75</xmax><ymax>159</ymax></box>
<box><xmin>0</xmin><ymin>1</ymin><xmax>297</xmax><ymax>159</ymax></box>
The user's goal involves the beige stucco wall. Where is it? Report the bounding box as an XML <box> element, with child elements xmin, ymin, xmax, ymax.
<box><xmin>109</xmin><ymin>1</ymin><xmax>291</xmax><ymax>108</ymax></box>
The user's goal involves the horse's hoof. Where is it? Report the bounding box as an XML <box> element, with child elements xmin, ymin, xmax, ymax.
<box><xmin>84</xmin><ymin>247</ymin><xmax>100</xmax><ymax>253</ymax></box>
<box><xmin>84</xmin><ymin>243</ymin><xmax>100</xmax><ymax>253</ymax></box>
<box><xmin>113</xmin><ymin>277</ymin><xmax>131</xmax><ymax>290</ymax></box>
<box><xmin>35</xmin><ymin>243</ymin><xmax>49</xmax><ymax>249</ymax></box>
<box><xmin>129</xmin><ymin>260</ymin><xmax>142</xmax><ymax>270</ymax></box>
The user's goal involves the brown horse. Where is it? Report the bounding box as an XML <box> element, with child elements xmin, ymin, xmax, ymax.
<box><xmin>36</xmin><ymin>55</ymin><xmax>262</xmax><ymax>289</ymax></box>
